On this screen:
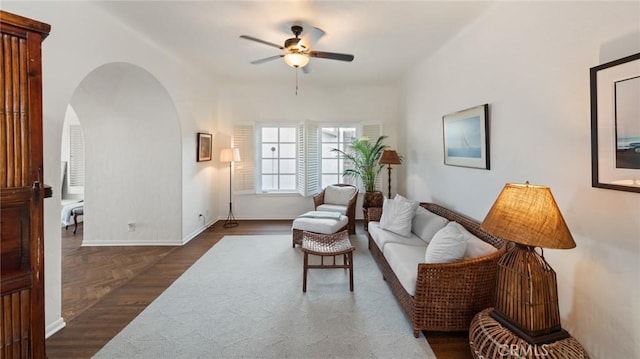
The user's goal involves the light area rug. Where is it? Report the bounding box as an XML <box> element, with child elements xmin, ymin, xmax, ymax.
<box><xmin>94</xmin><ymin>234</ymin><xmax>436</xmax><ymax>359</ymax></box>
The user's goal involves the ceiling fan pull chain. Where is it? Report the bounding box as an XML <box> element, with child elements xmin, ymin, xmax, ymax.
<box><xmin>295</xmin><ymin>68</ymin><xmax>299</xmax><ymax>96</ymax></box>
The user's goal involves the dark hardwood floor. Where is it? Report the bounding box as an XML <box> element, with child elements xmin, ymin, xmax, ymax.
<box><xmin>47</xmin><ymin>220</ymin><xmax>471</xmax><ymax>358</ymax></box>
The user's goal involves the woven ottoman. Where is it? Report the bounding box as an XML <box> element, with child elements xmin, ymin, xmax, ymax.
<box><xmin>292</xmin><ymin>211</ymin><xmax>348</xmax><ymax>248</ymax></box>
<box><xmin>302</xmin><ymin>230</ymin><xmax>355</xmax><ymax>292</ymax></box>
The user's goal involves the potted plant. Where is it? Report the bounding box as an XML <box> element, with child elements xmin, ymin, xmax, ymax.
<box><xmin>332</xmin><ymin>135</ymin><xmax>388</xmax><ymax>211</ymax></box>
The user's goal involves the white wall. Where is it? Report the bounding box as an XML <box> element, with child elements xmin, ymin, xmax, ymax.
<box><xmin>70</xmin><ymin>62</ymin><xmax>182</xmax><ymax>246</ymax></box>
<box><xmin>216</xmin><ymin>82</ymin><xmax>401</xmax><ymax>219</ymax></box>
<box><xmin>2</xmin><ymin>1</ymin><xmax>219</xmax><ymax>336</ymax></box>
<box><xmin>401</xmin><ymin>2</ymin><xmax>640</xmax><ymax>357</ymax></box>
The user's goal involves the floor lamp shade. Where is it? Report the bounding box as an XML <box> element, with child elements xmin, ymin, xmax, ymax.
<box><xmin>481</xmin><ymin>182</ymin><xmax>576</xmax><ymax>344</ymax></box>
<box><xmin>220</xmin><ymin>148</ymin><xmax>240</xmax><ymax>228</ymax></box>
<box><xmin>220</xmin><ymin>148</ymin><xmax>241</xmax><ymax>163</ymax></box>
<box><xmin>379</xmin><ymin>150</ymin><xmax>402</xmax><ymax>199</ymax></box>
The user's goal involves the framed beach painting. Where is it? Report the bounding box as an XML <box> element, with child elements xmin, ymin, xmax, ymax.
<box><xmin>442</xmin><ymin>104</ymin><xmax>490</xmax><ymax>169</ymax></box>
<box><xmin>590</xmin><ymin>52</ymin><xmax>640</xmax><ymax>193</ymax></box>
<box><xmin>197</xmin><ymin>132</ymin><xmax>212</xmax><ymax>162</ymax></box>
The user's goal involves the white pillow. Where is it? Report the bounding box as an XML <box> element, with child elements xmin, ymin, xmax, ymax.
<box><xmin>412</xmin><ymin>206</ymin><xmax>449</xmax><ymax>243</ymax></box>
<box><xmin>379</xmin><ymin>197</ymin><xmax>419</xmax><ymax>237</ymax></box>
<box><xmin>394</xmin><ymin>194</ymin><xmax>418</xmax><ymax>207</ymax></box>
<box><xmin>424</xmin><ymin>222</ymin><xmax>468</xmax><ymax>264</ymax></box>
<box><xmin>463</xmin><ymin>228</ymin><xmax>497</xmax><ymax>259</ymax></box>
<box><xmin>323</xmin><ymin>186</ymin><xmax>356</xmax><ymax>206</ymax></box>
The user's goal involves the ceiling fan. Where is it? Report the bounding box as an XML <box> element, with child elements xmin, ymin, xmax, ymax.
<box><xmin>240</xmin><ymin>25</ymin><xmax>355</xmax><ymax>72</ymax></box>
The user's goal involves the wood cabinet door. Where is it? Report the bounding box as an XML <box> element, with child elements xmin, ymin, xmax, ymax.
<box><xmin>0</xmin><ymin>11</ymin><xmax>50</xmax><ymax>358</ymax></box>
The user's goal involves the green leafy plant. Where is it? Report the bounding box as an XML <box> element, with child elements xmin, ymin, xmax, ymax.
<box><xmin>332</xmin><ymin>135</ymin><xmax>389</xmax><ymax>192</ymax></box>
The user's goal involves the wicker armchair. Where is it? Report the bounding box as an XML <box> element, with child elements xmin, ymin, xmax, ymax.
<box><xmin>313</xmin><ymin>184</ymin><xmax>358</xmax><ymax>234</ymax></box>
<box><xmin>367</xmin><ymin>203</ymin><xmax>505</xmax><ymax>336</ymax></box>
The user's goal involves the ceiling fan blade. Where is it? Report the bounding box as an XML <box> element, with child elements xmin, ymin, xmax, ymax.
<box><xmin>309</xmin><ymin>51</ymin><xmax>354</xmax><ymax>62</ymax></box>
<box><xmin>250</xmin><ymin>55</ymin><xmax>284</xmax><ymax>65</ymax></box>
<box><xmin>240</xmin><ymin>35</ymin><xmax>284</xmax><ymax>50</ymax></box>
<box><xmin>300</xmin><ymin>27</ymin><xmax>325</xmax><ymax>49</ymax></box>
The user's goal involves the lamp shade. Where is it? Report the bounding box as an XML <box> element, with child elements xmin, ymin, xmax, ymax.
<box><xmin>379</xmin><ymin>150</ymin><xmax>402</xmax><ymax>165</ymax></box>
<box><xmin>481</xmin><ymin>182</ymin><xmax>575</xmax><ymax>249</ymax></box>
<box><xmin>283</xmin><ymin>53</ymin><xmax>310</xmax><ymax>68</ymax></box>
<box><xmin>220</xmin><ymin>148</ymin><xmax>241</xmax><ymax>162</ymax></box>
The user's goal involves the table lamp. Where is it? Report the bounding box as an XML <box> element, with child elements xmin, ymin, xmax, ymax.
<box><xmin>481</xmin><ymin>182</ymin><xmax>576</xmax><ymax>344</ymax></box>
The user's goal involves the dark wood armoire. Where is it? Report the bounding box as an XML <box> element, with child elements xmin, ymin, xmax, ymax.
<box><xmin>0</xmin><ymin>10</ymin><xmax>50</xmax><ymax>358</ymax></box>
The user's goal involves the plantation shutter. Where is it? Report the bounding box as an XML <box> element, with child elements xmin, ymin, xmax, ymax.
<box><xmin>362</xmin><ymin>124</ymin><xmax>382</xmax><ymax>191</ymax></box>
<box><xmin>68</xmin><ymin>124</ymin><xmax>85</xmax><ymax>188</ymax></box>
<box><xmin>297</xmin><ymin>122</ymin><xmax>320</xmax><ymax>196</ymax></box>
<box><xmin>232</xmin><ymin>125</ymin><xmax>255</xmax><ymax>192</ymax></box>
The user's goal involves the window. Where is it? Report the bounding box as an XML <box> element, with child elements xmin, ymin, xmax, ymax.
<box><xmin>320</xmin><ymin>127</ymin><xmax>357</xmax><ymax>189</ymax></box>
<box><xmin>68</xmin><ymin>124</ymin><xmax>85</xmax><ymax>193</ymax></box>
<box><xmin>233</xmin><ymin>122</ymin><xmax>381</xmax><ymax>195</ymax></box>
<box><xmin>260</xmin><ymin>126</ymin><xmax>297</xmax><ymax>192</ymax></box>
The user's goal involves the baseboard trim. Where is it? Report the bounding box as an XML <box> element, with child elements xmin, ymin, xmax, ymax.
<box><xmin>46</xmin><ymin>317</ymin><xmax>66</xmax><ymax>338</ymax></box>
<box><xmin>181</xmin><ymin>219</ymin><xmax>216</xmax><ymax>245</ymax></box>
<box><xmin>81</xmin><ymin>239</ymin><xmax>183</xmax><ymax>246</ymax></box>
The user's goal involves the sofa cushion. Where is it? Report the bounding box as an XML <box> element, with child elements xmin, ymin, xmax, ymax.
<box><xmin>316</xmin><ymin>203</ymin><xmax>347</xmax><ymax>215</ymax></box>
<box><xmin>292</xmin><ymin>214</ymin><xmax>349</xmax><ymax>234</ymax></box>
<box><xmin>412</xmin><ymin>206</ymin><xmax>450</xmax><ymax>244</ymax></box>
<box><xmin>323</xmin><ymin>185</ymin><xmax>356</xmax><ymax>206</ymax></box>
<box><xmin>379</xmin><ymin>196</ymin><xmax>419</xmax><ymax>237</ymax></box>
<box><xmin>368</xmin><ymin>221</ymin><xmax>426</xmax><ymax>252</ymax></box>
<box><xmin>424</xmin><ymin>222</ymin><xmax>468</xmax><ymax>264</ymax></box>
<box><xmin>384</xmin><ymin>243</ymin><xmax>427</xmax><ymax>296</ymax></box>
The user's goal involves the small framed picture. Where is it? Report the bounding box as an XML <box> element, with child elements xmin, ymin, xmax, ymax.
<box><xmin>590</xmin><ymin>52</ymin><xmax>640</xmax><ymax>193</ymax></box>
<box><xmin>197</xmin><ymin>132</ymin><xmax>212</xmax><ymax>162</ymax></box>
<box><xmin>443</xmin><ymin>104</ymin><xmax>490</xmax><ymax>169</ymax></box>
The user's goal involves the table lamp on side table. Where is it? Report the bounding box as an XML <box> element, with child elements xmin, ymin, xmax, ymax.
<box><xmin>379</xmin><ymin>149</ymin><xmax>402</xmax><ymax>199</ymax></box>
<box><xmin>480</xmin><ymin>182</ymin><xmax>576</xmax><ymax>344</ymax></box>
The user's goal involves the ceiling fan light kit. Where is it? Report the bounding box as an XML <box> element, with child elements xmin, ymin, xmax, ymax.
<box><xmin>283</xmin><ymin>52</ymin><xmax>309</xmax><ymax>68</ymax></box>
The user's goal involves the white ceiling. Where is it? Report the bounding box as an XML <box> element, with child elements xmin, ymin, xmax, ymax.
<box><xmin>97</xmin><ymin>1</ymin><xmax>492</xmax><ymax>86</ymax></box>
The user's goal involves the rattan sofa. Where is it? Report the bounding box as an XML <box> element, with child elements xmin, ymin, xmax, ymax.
<box><xmin>367</xmin><ymin>202</ymin><xmax>505</xmax><ymax>337</ymax></box>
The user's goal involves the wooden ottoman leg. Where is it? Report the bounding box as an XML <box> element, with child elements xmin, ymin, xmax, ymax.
<box><xmin>348</xmin><ymin>251</ymin><xmax>354</xmax><ymax>291</ymax></box>
<box><xmin>303</xmin><ymin>252</ymin><xmax>308</xmax><ymax>293</ymax></box>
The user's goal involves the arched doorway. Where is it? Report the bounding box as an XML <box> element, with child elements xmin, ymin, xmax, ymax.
<box><xmin>58</xmin><ymin>62</ymin><xmax>183</xmax><ymax>321</ymax></box>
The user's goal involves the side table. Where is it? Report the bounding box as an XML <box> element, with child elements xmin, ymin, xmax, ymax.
<box><xmin>469</xmin><ymin>308</ymin><xmax>590</xmax><ymax>359</ymax></box>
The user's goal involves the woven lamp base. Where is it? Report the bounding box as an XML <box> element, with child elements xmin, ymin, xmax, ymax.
<box><xmin>493</xmin><ymin>243</ymin><xmax>569</xmax><ymax>344</ymax></box>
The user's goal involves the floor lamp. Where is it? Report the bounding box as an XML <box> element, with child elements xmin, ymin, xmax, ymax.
<box><xmin>379</xmin><ymin>150</ymin><xmax>402</xmax><ymax>199</ymax></box>
<box><xmin>220</xmin><ymin>148</ymin><xmax>240</xmax><ymax>228</ymax></box>
<box><xmin>480</xmin><ymin>182</ymin><xmax>576</xmax><ymax>344</ymax></box>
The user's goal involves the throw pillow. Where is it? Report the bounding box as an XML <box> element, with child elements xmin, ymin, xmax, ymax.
<box><xmin>412</xmin><ymin>206</ymin><xmax>449</xmax><ymax>244</ymax></box>
<box><xmin>462</xmin><ymin>226</ymin><xmax>497</xmax><ymax>259</ymax></box>
<box><xmin>424</xmin><ymin>222</ymin><xmax>468</xmax><ymax>264</ymax></box>
<box><xmin>379</xmin><ymin>197</ymin><xmax>419</xmax><ymax>237</ymax></box>
<box><xmin>323</xmin><ymin>185</ymin><xmax>356</xmax><ymax>206</ymax></box>
<box><xmin>394</xmin><ymin>194</ymin><xmax>419</xmax><ymax>208</ymax></box>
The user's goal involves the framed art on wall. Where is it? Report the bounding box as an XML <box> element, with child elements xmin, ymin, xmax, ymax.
<box><xmin>197</xmin><ymin>132</ymin><xmax>212</xmax><ymax>162</ymax></box>
<box><xmin>590</xmin><ymin>52</ymin><xmax>640</xmax><ymax>193</ymax></box>
<box><xmin>443</xmin><ymin>104</ymin><xmax>490</xmax><ymax>169</ymax></box>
